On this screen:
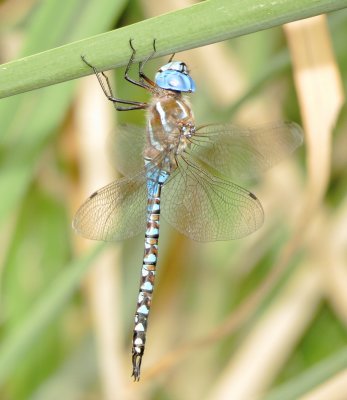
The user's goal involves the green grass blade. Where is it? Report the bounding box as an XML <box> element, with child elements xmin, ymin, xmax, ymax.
<box><xmin>1</xmin><ymin>0</ymin><xmax>346</xmax><ymax>98</ymax></box>
<box><xmin>0</xmin><ymin>243</ymin><xmax>106</xmax><ymax>385</ymax></box>
<box><xmin>0</xmin><ymin>0</ymin><xmax>127</xmax><ymax>221</ymax></box>
<box><xmin>264</xmin><ymin>347</ymin><xmax>347</xmax><ymax>400</ymax></box>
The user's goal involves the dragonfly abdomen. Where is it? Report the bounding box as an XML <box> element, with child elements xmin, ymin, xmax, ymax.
<box><xmin>132</xmin><ymin>179</ymin><xmax>162</xmax><ymax>381</ymax></box>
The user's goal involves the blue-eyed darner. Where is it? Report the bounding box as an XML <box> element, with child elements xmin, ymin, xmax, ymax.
<box><xmin>73</xmin><ymin>40</ymin><xmax>303</xmax><ymax>381</ymax></box>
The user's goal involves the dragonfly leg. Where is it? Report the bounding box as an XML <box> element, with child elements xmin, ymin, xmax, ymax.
<box><xmin>168</xmin><ymin>51</ymin><xmax>176</xmax><ymax>63</ymax></box>
<box><xmin>81</xmin><ymin>55</ymin><xmax>148</xmax><ymax>111</ymax></box>
<box><xmin>124</xmin><ymin>39</ymin><xmax>156</xmax><ymax>89</ymax></box>
<box><xmin>138</xmin><ymin>39</ymin><xmax>157</xmax><ymax>87</ymax></box>
<box><xmin>116</xmin><ymin>104</ymin><xmax>148</xmax><ymax>111</ymax></box>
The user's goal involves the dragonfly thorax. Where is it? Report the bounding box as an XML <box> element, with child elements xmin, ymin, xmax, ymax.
<box><xmin>145</xmin><ymin>95</ymin><xmax>195</xmax><ymax>170</ymax></box>
<box><xmin>155</xmin><ymin>61</ymin><xmax>196</xmax><ymax>93</ymax></box>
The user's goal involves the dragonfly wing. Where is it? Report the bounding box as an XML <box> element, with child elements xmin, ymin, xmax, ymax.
<box><xmin>161</xmin><ymin>158</ymin><xmax>264</xmax><ymax>242</ymax></box>
<box><xmin>73</xmin><ymin>169</ymin><xmax>148</xmax><ymax>241</ymax></box>
<box><xmin>191</xmin><ymin>121</ymin><xmax>303</xmax><ymax>180</ymax></box>
<box><xmin>109</xmin><ymin>124</ymin><xmax>146</xmax><ymax>176</ymax></box>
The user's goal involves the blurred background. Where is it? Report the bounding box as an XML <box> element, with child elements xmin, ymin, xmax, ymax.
<box><xmin>0</xmin><ymin>0</ymin><xmax>347</xmax><ymax>399</ymax></box>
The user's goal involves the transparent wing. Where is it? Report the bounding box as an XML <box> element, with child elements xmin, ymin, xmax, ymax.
<box><xmin>190</xmin><ymin>121</ymin><xmax>303</xmax><ymax>179</ymax></box>
<box><xmin>161</xmin><ymin>157</ymin><xmax>264</xmax><ymax>242</ymax></box>
<box><xmin>108</xmin><ymin>124</ymin><xmax>146</xmax><ymax>176</ymax></box>
<box><xmin>73</xmin><ymin>169</ymin><xmax>148</xmax><ymax>241</ymax></box>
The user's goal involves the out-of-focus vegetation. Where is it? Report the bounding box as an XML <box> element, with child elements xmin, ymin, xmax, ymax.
<box><xmin>0</xmin><ymin>1</ymin><xmax>347</xmax><ymax>399</ymax></box>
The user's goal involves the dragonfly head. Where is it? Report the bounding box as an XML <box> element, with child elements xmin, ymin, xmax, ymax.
<box><xmin>155</xmin><ymin>61</ymin><xmax>196</xmax><ymax>93</ymax></box>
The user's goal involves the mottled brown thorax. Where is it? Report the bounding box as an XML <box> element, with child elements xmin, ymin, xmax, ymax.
<box><xmin>144</xmin><ymin>93</ymin><xmax>195</xmax><ymax>169</ymax></box>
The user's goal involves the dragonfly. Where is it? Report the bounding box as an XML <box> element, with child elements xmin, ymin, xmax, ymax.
<box><xmin>73</xmin><ymin>40</ymin><xmax>303</xmax><ymax>381</ymax></box>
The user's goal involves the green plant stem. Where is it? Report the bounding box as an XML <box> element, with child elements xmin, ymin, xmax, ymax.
<box><xmin>0</xmin><ymin>243</ymin><xmax>106</xmax><ymax>384</ymax></box>
<box><xmin>1</xmin><ymin>0</ymin><xmax>346</xmax><ymax>98</ymax></box>
<box><xmin>264</xmin><ymin>347</ymin><xmax>347</xmax><ymax>400</ymax></box>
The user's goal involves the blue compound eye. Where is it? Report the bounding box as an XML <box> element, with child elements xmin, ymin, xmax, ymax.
<box><xmin>155</xmin><ymin>61</ymin><xmax>196</xmax><ymax>92</ymax></box>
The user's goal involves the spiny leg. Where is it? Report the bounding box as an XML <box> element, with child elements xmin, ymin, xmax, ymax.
<box><xmin>168</xmin><ymin>51</ymin><xmax>176</xmax><ymax>63</ymax></box>
<box><xmin>125</xmin><ymin>39</ymin><xmax>156</xmax><ymax>89</ymax></box>
<box><xmin>138</xmin><ymin>39</ymin><xmax>157</xmax><ymax>87</ymax></box>
<box><xmin>81</xmin><ymin>55</ymin><xmax>148</xmax><ymax>111</ymax></box>
<box><xmin>137</xmin><ymin>39</ymin><xmax>176</xmax><ymax>86</ymax></box>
